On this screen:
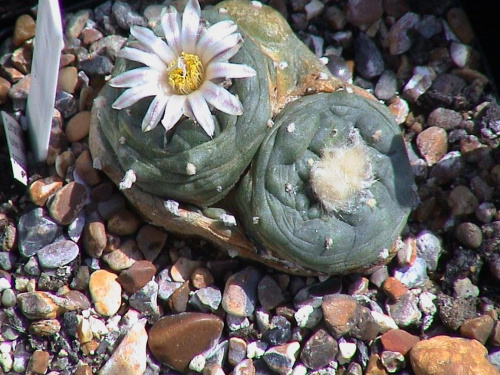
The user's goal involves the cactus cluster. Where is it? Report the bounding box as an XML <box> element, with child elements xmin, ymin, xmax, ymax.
<box><xmin>90</xmin><ymin>0</ymin><xmax>415</xmax><ymax>275</ymax></box>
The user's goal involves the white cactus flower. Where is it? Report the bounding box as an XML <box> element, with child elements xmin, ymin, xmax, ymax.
<box><xmin>109</xmin><ymin>0</ymin><xmax>256</xmax><ymax>137</ymax></box>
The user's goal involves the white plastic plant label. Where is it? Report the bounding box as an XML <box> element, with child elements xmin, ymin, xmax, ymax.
<box><xmin>26</xmin><ymin>0</ymin><xmax>63</xmax><ymax>162</ymax></box>
<box><xmin>1</xmin><ymin>112</ymin><xmax>28</xmax><ymax>186</ymax></box>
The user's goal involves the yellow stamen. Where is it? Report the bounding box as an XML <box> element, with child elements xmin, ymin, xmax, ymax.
<box><xmin>168</xmin><ymin>52</ymin><xmax>204</xmax><ymax>95</ymax></box>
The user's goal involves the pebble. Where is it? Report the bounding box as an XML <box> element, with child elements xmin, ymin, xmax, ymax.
<box><xmin>2</xmin><ymin>289</ymin><xmax>17</xmax><ymax>307</ymax></box>
<box><xmin>66</xmin><ymin>10</ymin><xmax>90</xmax><ymax>39</ymax></box>
<box><xmin>89</xmin><ymin>270</ymin><xmax>122</xmax><ymax>316</ymax></box>
<box><xmin>455</xmin><ymin>222</ymin><xmax>482</xmax><ymax>248</ymax></box>
<box><xmin>337</xmin><ymin>338</ymin><xmax>357</xmax><ymax>364</ymax></box>
<box><xmin>55</xmin><ymin>90</ymin><xmax>78</xmax><ymax>119</ymax></box>
<box><xmin>190</xmin><ymin>286</ymin><xmax>222</xmax><ymax>312</ymax></box>
<box><xmin>82</xmin><ymin>28</ymin><xmax>104</xmax><ymax>45</ymax></box>
<box><xmin>78</xmin><ymin>55</ymin><xmax>114</xmax><ymax>76</ymax></box>
<box><xmin>89</xmin><ymin>35</ymin><xmax>127</xmax><ymax>58</ymax></box>
<box><xmin>228</xmin><ymin>337</ymin><xmax>248</xmax><ymax>366</ymax></box>
<box><xmin>262</xmin><ymin>315</ymin><xmax>292</xmax><ymax>346</ymax></box>
<box><xmin>29</xmin><ymin>319</ymin><xmax>61</xmax><ymax>337</ymax></box>
<box><xmin>402</xmin><ymin>66</ymin><xmax>436</xmax><ymax>102</ymax></box>
<box><xmin>345</xmin><ymin>0</ymin><xmax>382</xmax><ymax>28</ymax></box>
<box><xmin>102</xmin><ymin>238</ymin><xmax>143</xmax><ymax>271</ymax></box>
<box><xmin>387</xmin><ymin>96</ymin><xmax>409</xmax><ymax>124</ymax></box>
<box><xmin>26</xmin><ymin>350</ymin><xmax>50</xmax><ymax>375</ymax></box>
<box><xmin>394</xmin><ymin>257</ymin><xmax>428</xmax><ymax>288</ymax></box>
<box><xmin>263</xmin><ymin>341</ymin><xmax>300</xmax><ymax>374</ymax></box>
<box><xmin>410</xmin><ymin>336</ymin><xmax>498</xmax><ymax>375</ymax></box>
<box><xmin>112</xmin><ymin>1</ymin><xmax>147</xmax><ymax>29</ymax></box>
<box><xmin>36</xmin><ymin>240</ymin><xmax>79</xmax><ymax>268</ymax></box>
<box><xmin>447</xmin><ymin>185</ymin><xmax>478</xmax><ymax>216</ymax></box>
<box><xmin>386</xmin><ymin>293</ymin><xmax>422</xmax><ymax>327</ymax></box>
<box><xmin>13</xmin><ymin>14</ymin><xmax>36</xmax><ymax>47</ymax></box>
<box><xmin>148</xmin><ymin>312</ymin><xmax>224</xmax><ymax>372</ymax></box>
<box><xmin>82</xmin><ymin>221</ymin><xmax>107</xmax><ymax>258</ymax></box>
<box><xmin>382</xmin><ymin>277</ymin><xmax>408</xmax><ymax>300</ymax></box>
<box><xmin>446</xmin><ymin>8</ymin><xmax>474</xmax><ymax>44</ymax></box>
<box><xmin>459</xmin><ymin>315</ymin><xmax>495</xmax><ymax>345</ymax></box>
<box><xmin>365</xmin><ymin>354</ymin><xmax>385</xmax><ymax>375</ymax></box>
<box><xmin>354</xmin><ymin>32</ymin><xmax>384</xmax><ymax>79</ymax></box>
<box><xmin>304</xmin><ymin>0</ymin><xmax>324</xmax><ymax>21</ymax></box>
<box><xmin>55</xmin><ymin>149</ymin><xmax>76</xmax><ymax>178</ymax></box>
<box><xmin>0</xmin><ymin>77</ymin><xmax>11</xmax><ymax>104</ymax></box>
<box><xmin>300</xmin><ymin>328</ymin><xmax>338</xmax><ymax>370</ymax></box>
<box><xmin>222</xmin><ymin>266</ymin><xmax>261</xmax><ymax>317</ymax></box>
<box><xmin>17</xmin><ymin>291</ymin><xmax>70</xmax><ymax>319</ymax></box>
<box><xmin>136</xmin><ymin>225</ymin><xmax>168</xmax><ymax>262</ymax></box>
<box><xmin>453</xmin><ymin>277</ymin><xmax>479</xmax><ymax>298</ymax></box>
<box><xmin>374</xmin><ymin>70</ymin><xmax>397</xmax><ymax>100</ymax></box>
<box><xmin>168</xmin><ymin>280</ymin><xmax>191</xmax><ymax>313</ymax></box>
<box><xmin>57</xmin><ymin>66</ymin><xmax>78</xmax><ymax>94</ymax></box>
<box><xmin>98</xmin><ymin>319</ymin><xmax>148</xmax><ymax>375</ymax></box>
<box><xmin>388</xmin><ymin>12</ymin><xmax>419</xmax><ymax>55</ymax></box>
<box><xmin>98</xmin><ymin>193</ymin><xmax>127</xmax><ymax>220</ymax></box>
<box><xmin>380</xmin><ymin>329</ymin><xmax>419</xmax><ymax>355</ymax></box>
<box><xmin>416</xmin><ymin>126</ymin><xmax>448</xmax><ymax>166</ymax></box>
<box><xmin>437</xmin><ymin>294</ymin><xmax>478</xmax><ymax>331</ymax></box>
<box><xmin>427</xmin><ymin>107</ymin><xmax>462</xmax><ymax>130</ymax></box>
<box><xmin>191</xmin><ymin>267</ymin><xmax>215</xmax><ymax>289</ymax></box>
<box><xmin>170</xmin><ymin>257</ymin><xmax>203</xmax><ymax>282</ymax></box>
<box><xmin>107</xmin><ymin>209</ymin><xmax>141</xmax><ymax>236</ymax></box>
<box><xmin>258</xmin><ymin>275</ymin><xmax>286</xmax><ymax>311</ymax></box>
<box><xmin>415</xmin><ymin>230</ymin><xmax>442</xmax><ymax>272</ymax></box>
<box><xmin>18</xmin><ymin>207</ymin><xmax>63</xmax><ymax>258</ymax></box>
<box><xmin>8</xmin><ymin>74</ymin><xmax>31</xmax><ymax>100</ymax></box>
<box><xmin>129</xmin><ymin>280</ymin><xmax>159</xmax><ymax>316</ymax></box>
<box><xmin>47</xmin><ymin>182</ymin><xmax>88</xmax><ymax>225</ymax></box>
<box><xmin>117</xmin><ymin>260</ymin><xmax>156</xmax><ymax>294</ymax></box>
<box><xmin>322</xmin><ymin>294</ymin><xmax>359</xmax><ymax>338</ymax></box>
<box><xmin>429</xmin><ymin>151</ymin><xmax>462</xmax><ymax>183</ymax></box>
<box><xmin>66</xmin><ymin>110</ymin><xmax>91</xmax><ymax>142</ymax></box>
<box><xmin>28</xmin><ymin>176</ymin><xmax>64</xmax><ymax>206</ymax></box>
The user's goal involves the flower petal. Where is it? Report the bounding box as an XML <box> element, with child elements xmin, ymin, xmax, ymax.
<box><xmin>200</xmin><ymin>33</ymin><xmax>241</xmax><ymax>65</ymax></box>
<box><xmin>109</xmin><ymin>67</ymin><xmax>160</xmax><ymax>88</ymax></box>
<box><xmin>188</xmin><ymin>91</ymin><xmax>215</xmax><ymax>137</ymax></box>
<box><xmin>130</xmin><ymin>26</ymin><xmax>176</xmax><ymax>64</ymax></box>
<box><xmin>162</xmin><ymin>95</ymin><xmax>187</xmax><ymax>132</ymax></box>
<box><xmin>206</xmin><ymin>62</ymin><xmax>256</xmax><ymax>80</ymax></box>
<box><xmin>181</xmin><ymin>0</ymin><xmax>201</xmax><ymax>53</ymax></box>
<box><xmin>118</xmin><ymin>47</ymin><xmax>167</xmax><ymax>72</ymax></box>
<box><xmin>199</xmin><ymin>81</ymin><xmax>243</xmax><ymax>115</ymax></box>
<box><xmin>196</xmin><ymin>20</ymin><xmax>238</xmax><ymax>55</ymax></box>
<box><xmin>142</xmin><ymin>94</ymin><xmax>170</xmax><ymax>132</ymax></box>
<box><xmin>112</xmin><ymin>83</ymin><xmax>160</xmax><ymax>109</ymax></box>
<box><xmin>161</xmin><ymin>7</ymin><xmax>182</xmax><ymax>55</ymax></box>
<box><xmin>207</xmin><ymin>42</ymin><xmax>242</xmax><ymax>64</ymax></box>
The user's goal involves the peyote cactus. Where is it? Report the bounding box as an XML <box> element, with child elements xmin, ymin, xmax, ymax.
<box><xmin>90</xmin><ymin>0</ymin><xmax>415</xmax><ymax>275</ymax></box>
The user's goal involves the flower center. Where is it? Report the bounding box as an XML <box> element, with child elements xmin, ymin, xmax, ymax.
<box><xmin>167</xmin><ymin>52</ymin><xmax>204</xmax><ymax>95</ymax></box>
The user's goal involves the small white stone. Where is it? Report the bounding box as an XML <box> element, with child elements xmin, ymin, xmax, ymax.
<box><xmin>218</xmin><ymin>7</ymin><xmax>228</xmax><ymax>14</ymax></box>
<box><xmin>221</xmin><ymin>214</ymin><xmax>237</xmax><ymax>227</ymax></box>
<box><xmin>370</xmin><ymin>311</ymin><xmax>398</xmax><ymax>333</ymax></box>
<box><xmin>0</xmin><ymin>278</ymin><xmax>11</xmax><ymax>292</ymax></box>
<box><xmin>164</xmin><ymin>200</ymin><xmax>180</xmax><ymax>216</ymax></box>
<box><xmin>227</xmin><ymin>248</ymin><xmax>239</xmax><ymax>258</ymax></box>
<box><xmin>247</xmin><ymin>340</ymin><xmax>268</xmax><ymax>359</ymax></box>
<box><xmin>189</xmin><ymin>354</ymin><xmax>206</xmax><ymax>372</ymax></box>
<box><xmin>251</xmin><ymin>1</ymin><xmax>262</xmax><ymax>8</ymax></box>
<box><xmin>291</xmin><ymin>363</ymin><xmax>308</xmax><ymax>375</ymax></box>
<box><xmin>119</xmin><ymin>169</ymin><xmax>136</xmax><ymax>190</ymax></box>
<box><xmin>294</xmin><ymin>305</ymin><xmax>323</xmax><ymax>328</ymax></box>
<box><xmin>337</xmin><ymin>339</ymin><xmax>357</xmax><ymax>364</ymax></box>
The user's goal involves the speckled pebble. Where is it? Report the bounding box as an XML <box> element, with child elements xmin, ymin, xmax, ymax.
<box><xmin>448</xmin><ymin>185</ymin><xmax>479</xmax><ymax>216</ymax></box>
<box><xmin>18</xmin><ymin>207</ymin><xmax>63</xmax><ymax>258</ymax></box>
<box><xmin>89</xmin><ymin>270</ymin><xmax>122</xmax><ymax>317</ymax></box>
<box><xmin>416</xmin><ymin>126</ymin><xmax>448</xmax><ymax>166</ymax></box>
<box><xmin>36</xmin><ymin>240</ymin><xmax>79</xmax><ymax>268</ymax></box>
<box><xmin>263</xmin><ymin>341</ymin><xmax>300</xmax><ymax>374</ymax></box>
<box><xmin>415</xmin><ymin>230</ymin><xmax>442</xmax><ymax>272</ymax></box>
<box><xmin>228</xmin><ymin>337</ymin><xmax>247</xmax><ymax>366</ymax></box>
<box><xmin>102</xmin><ymin>238</ymin><xmax>143</xmax><ymax>271</ymax></box>
<box><xmin>47</xmin><ymin>182</ymin><xmax>88</xmax><ymax>225</ymax></box>
<box><xmin>98</xmin><ymin>319</ymin><xmax>148</xmax><ymax>375</ymax></box>
<box><xmin>322</xmin><ymin>294</ymin><xmax>359</xmax><ymax>338</ymax></box>
<box><xmin>427</xmin><ymin>107</ymin><xmax>462</xmax><ymax>130</ymax></box>
<box><xmin>300</xmin><ymin>328</ymin><xmax>338</xmax><ymax>370</ymax></box>
<box><xmin>453</xmin><ymin>277</ymin><xmax>479</xmax><ymax>298</ymax></box>
<box><xmin>129</xmin><ymin>280</ymin><xmax>159</xmax><ymax>316</ymax></box>
<box><xmin>455</xmin><ymin>222</ymin><xmax>482</xmax><ymax>248</ymax></box>
<box><xmin>394</xmin><ymin>257</ymin><xmax>428</xmax><ymax>288</ymax></box>
<box><xmin>386</xmin><ymin>293</ymin><xmax>422</xmax><ymax>327</ymax></box>
<box><xmin>190</xmin><ymin>286</ymin><xmax>222</xmax><ymax>312</ymax></box>
<box><xmin>222</xmin><ymin>266</ymin><xmax>261</xmax><ymax>317</ymax></box>
<box><xmin>258</xmin><ymin>275</ymin><xmax>286</xmax><ymax>311</ymax></box>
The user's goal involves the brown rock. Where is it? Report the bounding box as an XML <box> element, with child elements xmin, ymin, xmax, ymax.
<box><xmin>55</xmin><ymin>150</ymin><xmax>76</xmax><ymax>178</ymax></box>
<box><xmin>66</xmin><ymin>111</ymin><xmax>91</xmax><ymax>142</ymax></box>
<box><xmin>321</xmin><ymin>294</ymin><xmax>359</xmax><ymax>338</ymax></box>
<box><xmin>11</xmin><ymin>44</ymin><xmax>32</xmax><ymax>74</ymax></box>
<box><xmin>90</xmin><ymin>181</ymin><xmax>115</xmax><ymax>202</ymax></box>
<box><xmin>28</xmin><ymin>176</ymin><xmax>63</xmax><ymax>206</ymax></box>
<box><xmin>381</xmin><ymin>329</ymin><xmax>420</xmax><ymax>355</ymax></box>
<box><xmin>346</xmin><ymin>0</ymin><xmax>383</xmax><ymax>28</ymax></box>
<box><xmin>75</xmin><ymin>150</ymin><xmax>102</xmax><ymax>186</ymax></box>
<box><xmin>382</xmin><ymin>277</ymin><xmax>408</xmax><ymax>301</ymax></box>
<box><xmin>75</xmin><ymin>363</ymin><xmax>93</xmax><ymax>375</ymax></box>
<box><xmin>459</xmin><ymin>315</ymin><xmax>495</xmax><ymax>345</ymax></box>
<box><xmin>82</xmin><ymin>221</ymin><xmax>107</xmax><ymax>258</ymax></box>
<box><xmin>27</xmin><ymin>350</ymin><xmax>50</xmax><ymax>375</ymax></box>
<box><xmin>447</xmin><ymin>185</ymin><xmax>478</xmax><ymax>216</ymax></box>
<box><xmin>168</xmin><ymin>280</ymin><xmax>191</xmax><ymax>313</ymax></box>
<box><xmin>89</xmin><ymin>269</ymin><xmax>122</xmax><ymax>317</ymax></box>
<box><xmin>136</xmin><ymin>224</ymin><xmax>168</xmax><ymax>261</ymax></box>
<box><xmin>13</xmin><ymin>14</ymin><xmax>36</xmax><ymax>46</ymax></box>
<box><xmin>47</xmin><ymin>182</ymin><xmax>88</xmax><ymax>225</ymax></box>
<box><xmin>29</xmin><ymin>319</ymin><xmax>61</xmax><ymax>336</ymax></box>
<box><xmin>148</xmin><ymin>312</ymin><xmax>224</xmax><ymax>372</ymax></box>
<box><xmin>416</xmin><ymin>126</ymin><xmax>447</xmax><ymax>166</ymax></box>
<box><xmin>0</xmin><ymin>77</ymin><xmax>11</xmax><ymax>104</ymax></box>
<box><xmin>447</xmin><ymin>8</ymin><xmax>474</xmax><ymax>44</ymax></box>
<box><xmin>490</xmin><ymin>321</ymin><xmax>500</xmax><ymax>346</ymax></box>
<box><xmin>58</xmin><ymin>66</ymin><xmax>78</xmax><ymax>94</ymax></box>
<box><xmin>107</xmin><ymin>208</ymin><xmax>141</xmax><ymax>236</ymax></box>
<box><xmin>102</xmin><ymin>238</ymin><xmax>143</xmax><ymax>271</ymax></box>
<box><xmin>191</xmin><ymin>267</ymin><xmax>215</xmax><ymax>289</ymax></box>
<box><xmin>365</xmin><ymin>354</ymin><xmax>387</xmax><ymax>375</ymax></box>
<box><xmin>117</xmin><ymin>260</ymin><xmax>157</xmax><ymax>294</ymax></box>
<box><xmin>17</xmin><ymin>291</ymin><xmax>69</xmax><ymax>319</ymax></box>
<box><xmin>410</xmin><ymin>336</ymin><xmax>498</xmax><ymax>375</ymax></box>
<box><xmin>170</xmin><ymin>257</ymin><xmax>203</xmax><ymax>282</ymax></box>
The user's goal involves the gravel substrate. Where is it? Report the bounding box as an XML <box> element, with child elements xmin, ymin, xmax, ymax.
<box><xmin>1</xmin><ymin>0</ymin><xmax>500</xmax><ymax>374</ymax></box>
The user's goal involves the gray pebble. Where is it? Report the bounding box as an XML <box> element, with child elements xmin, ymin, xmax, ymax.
<box><xmin>65</xmin><ymin>10</ymin><xmax>91</xmax><ymax>39</ymax></box>
<box><xmin>380</xmin><ymin>351</ymin><xmax>405</xmax><ymax>373</ymax></box>
<box><xmin>37</xmin><ymin>240</ymin><xmax>79</xmax><ymax>268</ymax></box>
<box><xmin>0</xmin><ymin>252</ymin><xmax>17</xmax><ymax>271</ymax></box>
<box><xmin>112</xmin><ymin>1</ymin><xmax>146</xmax><ymax>30</ymax></box>
<box><xmin>475</xmin><ymin>202</ymin><xmax>496</xmax><ymax>224</ymax></box>
<box><xmin>89</xmin><ymin>35</ymin><xmax>127</xmax><ymax>59</ymax></box>
<box><xmin>23</xmin><ymin>256</ymin><xmax>41</xmax><ymax>276</ymax></box>
<box><xmin>354</xmin><ymin>32</ymin><xmax>384</xmax><ymax>79</ymax></box>
<box><xmin>2</xmin><ymin>289</ymin><xmax>17</xmax><ymax>307</ymax></box>
<box><xmin>455</xmin><ymin>222</ymin><xmax>482</xmax><ymax>249</ymax></box>
<box><xmin>386</xmin><ymin>293</ymin><xmax>422</xmax><ymax>327</ymax></box>
<box><xmin>427</xmin><ymin>107</ymin><xmax>462</xmax><ymax>130</ymax></box>
<box><xmin>55</xmin><ymin>91</ymin><xmax>78</xmax><ymax>119</ymax></box>
<box><xmin>327</xmin><ymin>55</ymin><xmax>352</xmax><ymax>82</ymax></box>
<box><xmin>453</xmin><ymin>277</ymin><xmax>479</xmax><ymax>298</ymax></box>
<box><xmin>374</xmin><ymin>69</ymin><xmax>397</xmax><ymax>100</ymax></box>
<box><xmin>415</xmin><ymin>230</ymin><xmax>442</xmax><ymax>271</ymax></box>
<box><xmin>417</xmin><ymin>14</ymin><xmax>442</xmax><ymax>39</ymax></box>
<box><xmin>394</xmin><ymin>257</ymin><xmax>428</xmax><ymax>288</ymax></box>
<box><xmin>129</xmin><ymin>280</ymin><xmax>159</xmax><ymax>316</ymax></box>
<box><xmin>388</xmin><ymin>12</ymin><xmax>419</xmax><ymax>55</ymax></box>
<box><xmin>18</xmin><ymin>207</ymin><xmax>62</xmax><ymax>258</ymax></box>
<box><xmin>300</xmin><ymin>328</ymin><xmax>337</xmax><ymax>370</ymax></box>
<box><xmin>67</xmin><ymin>210</ymin><xmax>86</xmax><ymax>242</ymax></box>
<box><xmin>190</xmin><ymin>286</ymin><xmax>222</xmax><ymax>312</ymax></box>
<box><xmin>258</xmin><ymin>275</ymin><xmax>285</xmax><ymax>311</ymax></box>
<box><xmin>429</xmin><ymin>151</ymin><xmax>462</xmax><ymax>183</ymax></box>
<box><xmin>78</xmin><ymin>55</ymin><xmax>114</xmax><ymax>76</ymax></box>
